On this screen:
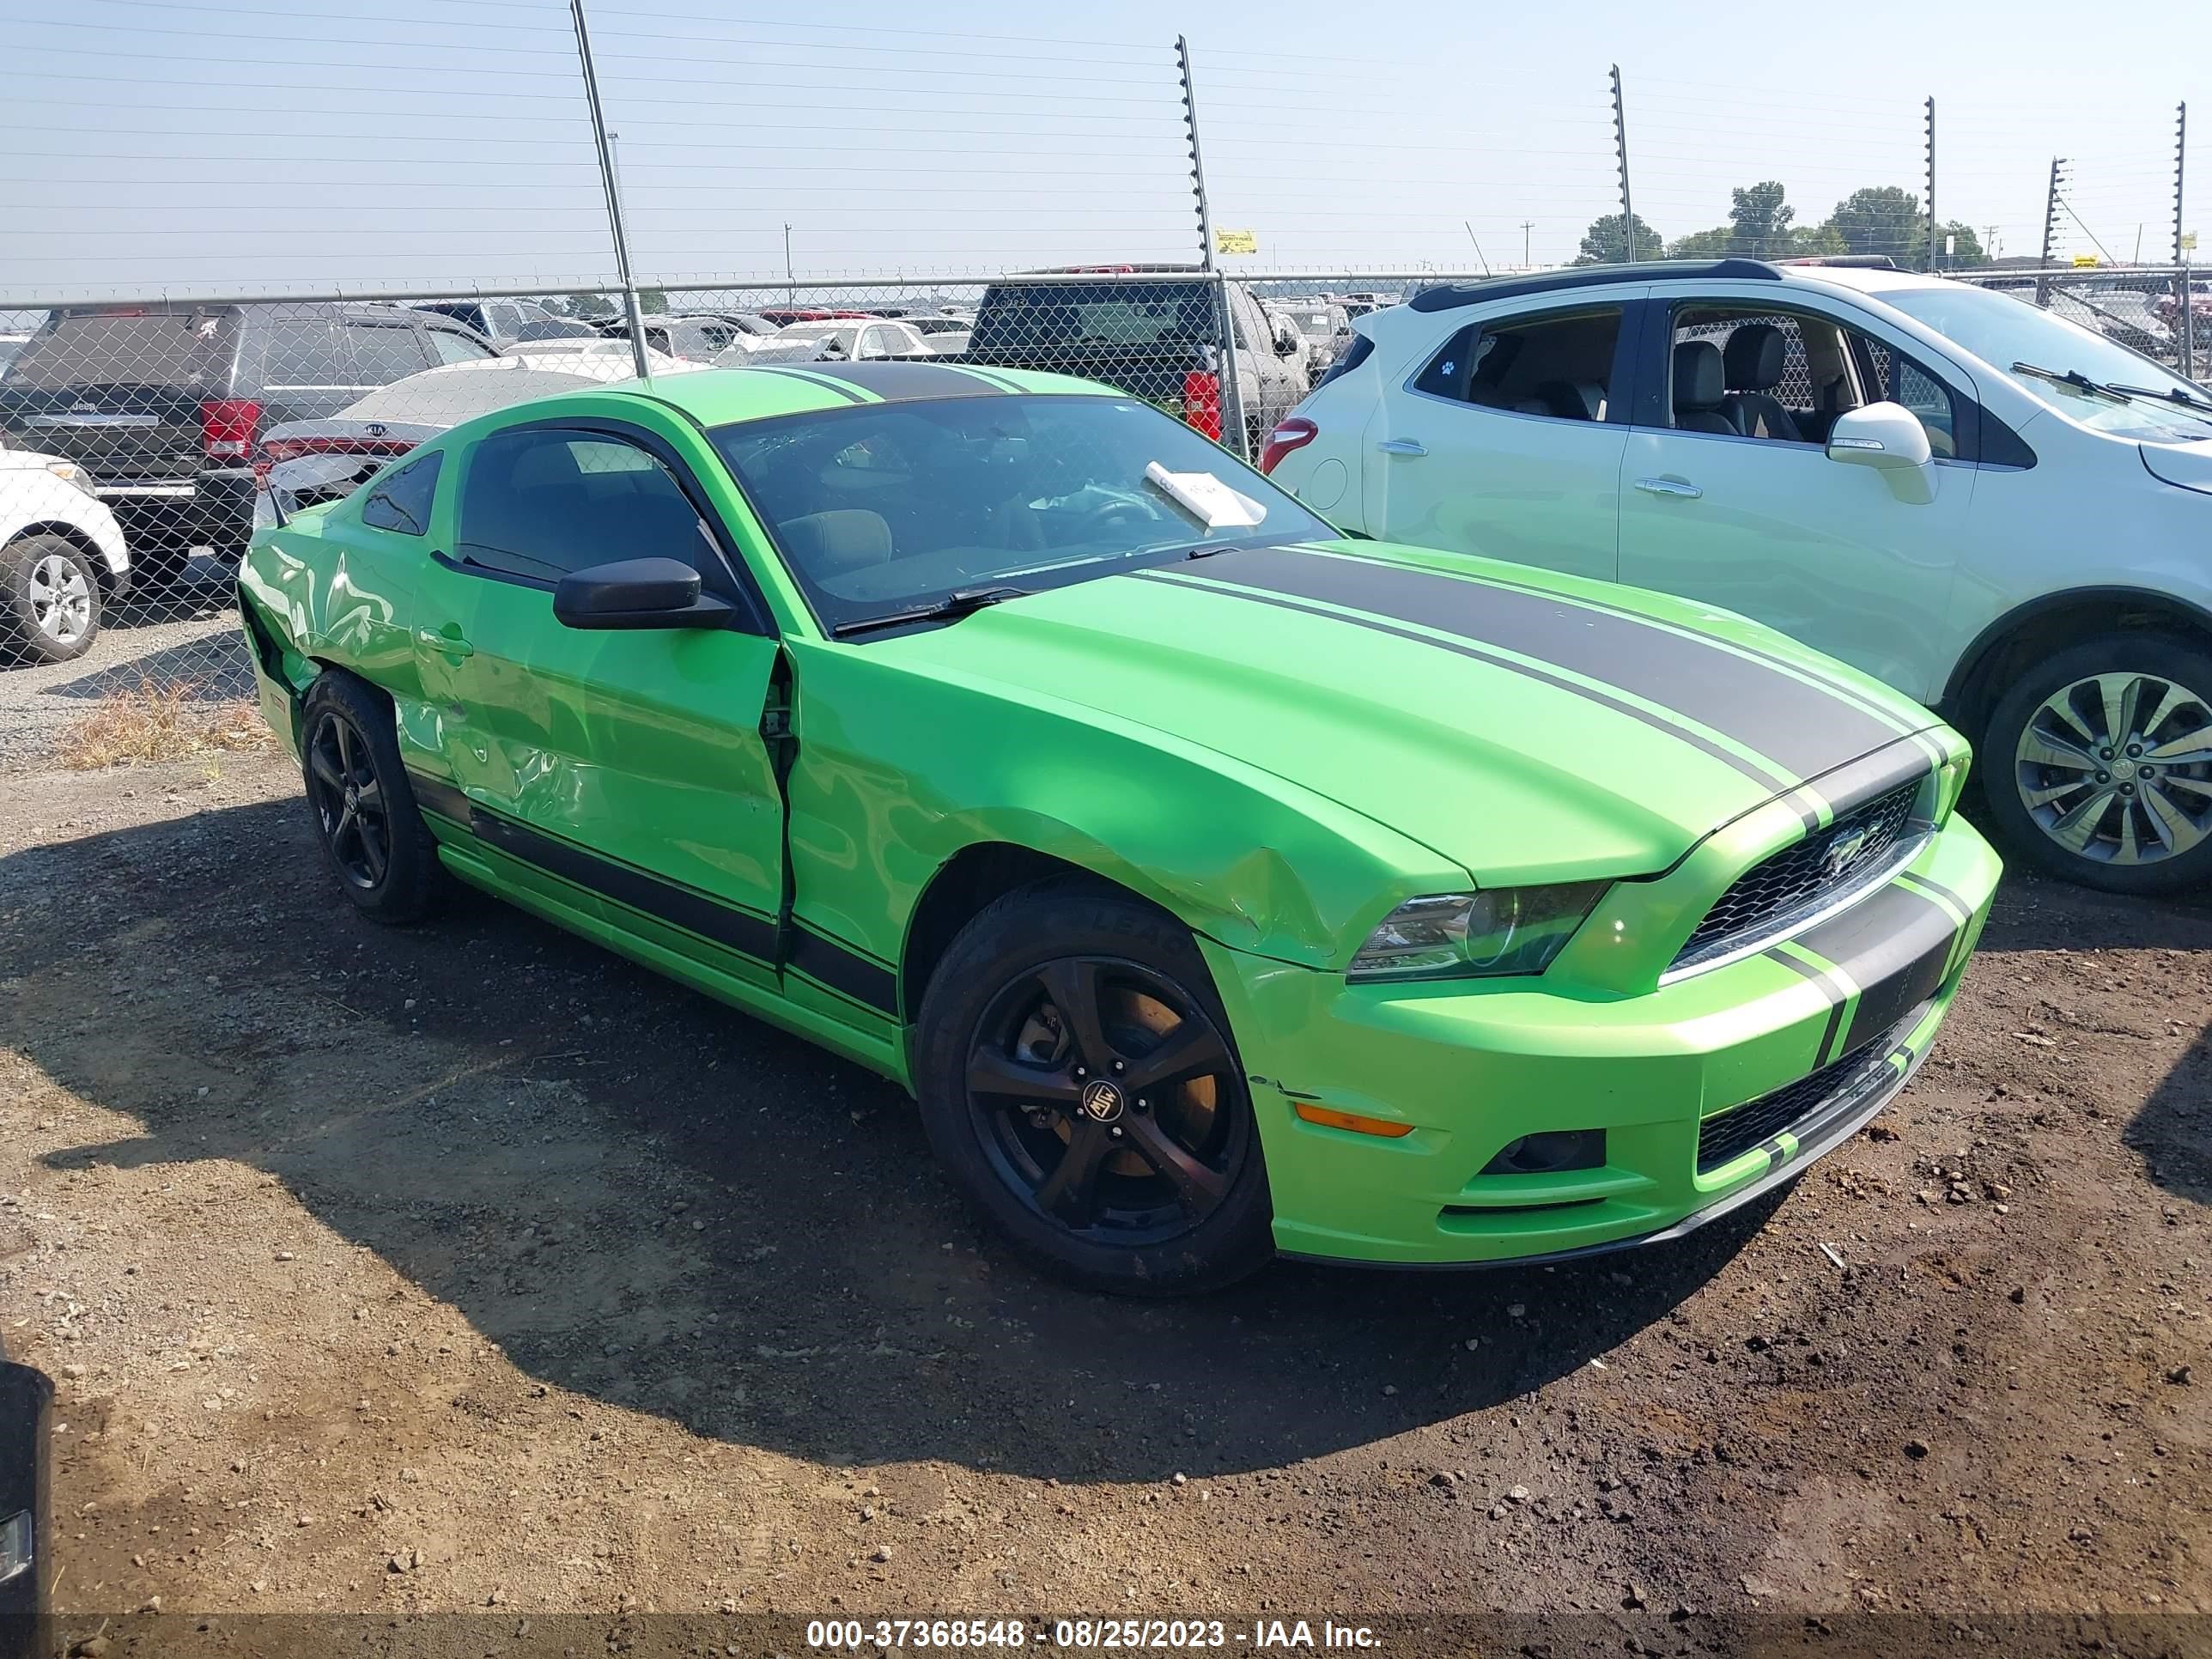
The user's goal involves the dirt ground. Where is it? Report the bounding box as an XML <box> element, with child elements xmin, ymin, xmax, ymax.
<box><xmin>1</xmin><ymin>753</ymin><xmax>2206</xmax><ymax>1657</ymax></box>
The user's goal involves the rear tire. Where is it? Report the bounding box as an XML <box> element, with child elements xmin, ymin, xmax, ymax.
<box><xmin>1980</xmin><ymin>631</ymin><xmax>2212</xmax><ymax>895</ymax></box>
<box><xmin>301</xmin><ymin>672</ymin><xmax>447</xmax><ymax>924</ymax></box>
<box><xmin>914</xmin><ymin>883</ymin><xmax>1275</xmax><ymax>1296</ymax></box>
<box><xmin>0</xmin><ymin>533</ymin><xmax>102</xmax><ymax>665</ymax></box>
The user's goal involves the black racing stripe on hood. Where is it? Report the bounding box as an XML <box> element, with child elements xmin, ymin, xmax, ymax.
<box><xmin>1322</xmin><ymin>547</ymin><xmax>1923</xmax><ymax>743</ymax></box>
<box><xmin>796</xmin><ymin>362</ymin><xmax>1008</xmax><ymax>399</ymax></box>
<box><xmin>1196</xmin><ymin>546</ymin><xmax>1906</xmax><ymax>783</ymax></box>
<box><xmin>1137</xmin><ymin>568</ymin><xmax>1789</xmax><ymax>790</ymax></box>
<box><xmin>1794</xmin><ymin>740</ymin><xmax>1936</xmax><ymax>823</ymax></box>
<box><xmin>747</xmin><ymin>366</ymin><xmax>871</xmax><ymax>404</ymax></box>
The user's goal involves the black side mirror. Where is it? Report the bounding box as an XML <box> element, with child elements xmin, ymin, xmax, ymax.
<box><xmin>553</xmin><ymin>557</ymin><xmax>732</xmax><ymax>630</ymax></box>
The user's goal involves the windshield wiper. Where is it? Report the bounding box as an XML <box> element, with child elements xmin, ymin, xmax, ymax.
<box><xmin>2012</xmin><ymin>361</ymin><xmax>2212</xmax><ymax>414</ymax></box>
<box><xmin>2102</xmin><ymin>380</ymin><xmax>2212</xmax><ymax>413</ymax></box>
<box><xmin>830</xmin><ymin>585</ymin><xmax>1030</xmax><ymax>638</ymax></box>
<box><xmin>2010</xmin><ymin>361</ymin><xmax>2128</xmax><ymax>402</ymax></box>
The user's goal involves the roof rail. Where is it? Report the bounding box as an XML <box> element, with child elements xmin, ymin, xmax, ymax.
<box><xmin>1776</xmin><ymin>255</ymin><xmax>1900</xmax><ymax>269</ymax></box>
<box><xmin>1406</xmin><ymin>258</ymin><xmax>1783</xmax><ymax>313</ymax></box>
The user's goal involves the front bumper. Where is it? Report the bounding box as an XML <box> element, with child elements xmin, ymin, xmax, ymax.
<box><xmin>1205</xmin><ymin>813</ymin><xmax>2001</xmax><ymax>1267</ymax></box>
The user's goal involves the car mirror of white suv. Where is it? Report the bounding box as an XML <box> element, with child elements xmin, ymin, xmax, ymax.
<box><xmin>1826</xmin><ymin>401</ymin><xmax>1936</xmax><ymax>505</ymax></box>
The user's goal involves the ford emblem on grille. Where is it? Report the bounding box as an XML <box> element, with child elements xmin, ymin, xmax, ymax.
<box><xmin>1820</xmin><ymin>824</ymin><xmax>1873</xmax><ymax>882</ymax></box>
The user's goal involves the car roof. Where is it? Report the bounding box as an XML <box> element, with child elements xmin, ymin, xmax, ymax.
<box><xmin>1405</xmin><ymin>257</ymin><xmax>1955</xmax><ymax>316</ymax></box>
<box><xmin>614</xmin><ymin>362</ymin><xmax>1111</xmax><ymax>428</ymax></box>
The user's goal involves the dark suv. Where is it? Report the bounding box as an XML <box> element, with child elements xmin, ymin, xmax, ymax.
<box><xmin>0</xmin><ymin>302</ymin><xmax>496</xmax><ymax>585</ymax></box>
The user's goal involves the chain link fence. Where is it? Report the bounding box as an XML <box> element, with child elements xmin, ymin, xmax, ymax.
<box><xmin>0</xmin><ymin>259</ymin><xmax>2204</xmax><ymax>764</ymax></box>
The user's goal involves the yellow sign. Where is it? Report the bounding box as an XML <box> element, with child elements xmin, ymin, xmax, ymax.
<box><xmin>2071</xmin><ymin>253</ymin><xmax>2100</xmax><ymax>267</ymax></box>
<box><xmin>2184</xmin><ymin>232</ymin><xmax>2199</xmax><ymax>252</ymax></box>
<box><xmin>1214</xmin><ymin>228</ymin><xmax>1258</xmax><ymax>255</ymax></box>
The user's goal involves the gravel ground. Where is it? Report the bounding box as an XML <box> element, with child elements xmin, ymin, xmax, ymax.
<box><xmin>0</xmin><ymin>562</ymin><xmax>249</xmax><ymax>769</ymax></box>
<box><xmin>0</xmin><ymin>755</ymin><xmax>2205</xmax><ymax>1658</ymax></box>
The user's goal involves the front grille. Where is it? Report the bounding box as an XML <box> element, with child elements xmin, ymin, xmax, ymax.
<box><xmin>1672</xmin><ymin>778</ymin><xmax>1924</xmax><ymax>973</ymax></box>
<box><xmin>1696</xmin><ymin>1002</ymin><xmax>1928</xmax><ymax>1174</ymax></box>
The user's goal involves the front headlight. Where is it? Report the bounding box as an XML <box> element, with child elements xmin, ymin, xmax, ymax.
<box><xmin>45</xmin><ymin>459</ymin><xmax>100</xmax><ymax>500</ymax></box>
<box><xmin>1348</xmin><ymin>884</ymin><xmax>1607</xmax><ymax>981</ymax></box>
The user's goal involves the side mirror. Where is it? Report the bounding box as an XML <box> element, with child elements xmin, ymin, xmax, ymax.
<box><xmin>552</xmin><ymin>557</ymin><xmax>731</xmax><ymax>630</ymax></box>
<box><xmin>1826</xmin><ymin>401</ymin><xmax>1936</xmax><ymax>504</ymax></box>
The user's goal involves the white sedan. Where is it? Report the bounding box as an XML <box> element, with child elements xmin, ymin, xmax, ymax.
<box><xmin>1</xmin><ymin>442</ymin><xmax>128</xmax><ymax>665</ymax></box>
<box><xmin>715</xmin><ymin>319</ymin><xmax>932</xmax><ymax>367</ymax></box>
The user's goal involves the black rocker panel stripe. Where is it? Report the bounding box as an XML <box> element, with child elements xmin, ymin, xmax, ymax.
<box><xmin>403</xmin><ymin>771</ymin><xmax>897</xmax><ymax>1015</ymax></box>
<box><xmin>1794</xmin><ymin>880</ymin><xmax>1958</xmax><ymax>1052</ymax></box>
<box><xmin>1196</xmin><ymin>546</ymin><xmax>1905</xmax><ymax>781</ymax></box>
<box><xmin>795</xmin><ymin>362</ymin><xmax>1009</xmax><ymax>400</ymax></box>
<box><xmin>789</xmin><ymin>926</ymin><xmax>899</xmax><ymax>1013</ymax></box>
<box><xmin>1138</xmin><ymin>569</ymin><xmax>1785</xmax><ymax>789</ymax></box>
<box><xmin>1764</xmin><ymin>948</ymin><xmax>1850</xmax><ymax>1066</ymax></box>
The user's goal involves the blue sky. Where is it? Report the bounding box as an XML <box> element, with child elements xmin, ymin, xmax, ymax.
<box><xmin>2</xmin><ymin>0</ymin><xmax>2204</xmax><ymax>300</ymax></box>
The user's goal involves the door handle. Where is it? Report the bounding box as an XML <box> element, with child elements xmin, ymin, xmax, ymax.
<box><xmin>1632</xmin><ymin>477</ymin><xmax>1703</xmax><ymax>499</ymax></box>
<box><xmin>1376</xmin><ymin>438</ymin><xmax>1427</xmax><ymax>456</ymax></box>
<box><xmin>417</xmin><ymin>625</ymin><xmax>474</xmax><ymax>660</ymax></box>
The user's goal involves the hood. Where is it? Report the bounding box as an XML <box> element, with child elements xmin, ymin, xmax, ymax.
<box><xmin>880</xmin><ymin>542</ymin><xmax>1947</xmax><ymax>884</ymax></box>
<box><xmin>2141</xmin><ymin>439</ymin><xmax>2212</xmax><ymax>495</ymax></box>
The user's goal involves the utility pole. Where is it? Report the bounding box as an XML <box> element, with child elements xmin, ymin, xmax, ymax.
<box><xmin>1521</xmin><ymin>220</ymin><xmax>1534</xmax><ymax>269</ymax></box>
<box><xmin>1609</xmin><ymin>66</ymin><xmax>1638</xmax><ymax>262</ymax></box>
<box><xmin>783</xmin><ymin>222</ymin><xmax>795</xmax><ymax>311</ymax></box>
<box><xmin>2177</xmin><ymin>103</ymin><xmax>2194</xmax><ymax>380</ymax></box>
<box><xmin>2039</xmin><ymin>157</ymin><xmax>2067</xmax><ymax>307</ymax></box>
<box><xmin>1923</xmin><ymin>97</ymin><xmax>1937</xmax><ymax>271</ymax></box>
<box><xmin>1177</xmin><ymin>35</ymin><xmax>1246</xmax><ymax>458</ymax></box>
<box><xmin>568</xmin><ymin>0</ymin><xmax>650</xmax><ymax>380</ymax></box>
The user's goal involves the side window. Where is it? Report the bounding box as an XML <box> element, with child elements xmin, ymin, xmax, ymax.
<box><xmin>456</xmin><ymin>428</ymin><xmax>705</xmax><ymax>583</ymax></box>
<box><xmin>360</xmin><ymin>451</ymin><xmax>442</xmax><ymax>536</ymax></box>
<box><xmin>427</xmin><ymin>328</ymin><xmax>492</xmax><ymax>365</ymax></box>
<box><xmin>1669</xmin><ymin>308</ymin><xmax>1819</xmax><ymax>442</ymax></box>
<box><xmin>259</xmin><ymin>314</ymin><xmax>342</xmax><ymax>388</ymax></box>
<box><xmin>1412</xmin><ymin>308</ymin><xmax>1622</xmax><ymax>422</ymax></box>
<box><xmin>1852</xmin><ymin>335</ymin><xmax>1960</xmax><ymax>459</ymax></box>
<box><xmin>337</xmin><ymin>323</ymin><xmax>431</xmax><ymax>385</ymax></box>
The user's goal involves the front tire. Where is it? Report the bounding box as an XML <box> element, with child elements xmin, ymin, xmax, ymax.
<box><xmin>915</xmin><ymin>884</ymin><xmax>1274</xmax><ymax>1296</ymax></box>
<box><xmin>1980</xmin><ymin>632</ymin><xmax>2212</xmax><ymax>894</ymax></box>
<box><xmin>1</xmin><ymin>533</ymin><xmax>102</xmax><ymax>665</ymax></box>
<box><xmin>301</xmin><ymin>672</ymin><xmax>447</xmax><ymax>924</ymax></box>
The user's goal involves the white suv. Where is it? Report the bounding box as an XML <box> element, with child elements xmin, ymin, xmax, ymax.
<box><xmin>0</xmin><ymin>442</ymin><xmax>129</xmax><ymax>665</ymax></box>
<box><xmin>1264</xmin><ymin>258</ymin><xmax>2212</xmax><ymax>894</ymax></box>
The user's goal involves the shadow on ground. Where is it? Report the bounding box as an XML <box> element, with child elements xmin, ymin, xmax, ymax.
<box><xmin>1</xmin><ymin>794</ymin><xmax>2058</xmax><ymax>1484</ymax></box>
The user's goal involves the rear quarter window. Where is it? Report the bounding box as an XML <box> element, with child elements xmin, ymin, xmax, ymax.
<box><xmin>360</xmin><ymin>450</ymin><xmax>442</xmax><ymax>535</ymax></box>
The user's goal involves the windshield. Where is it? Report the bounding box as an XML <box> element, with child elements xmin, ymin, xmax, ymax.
<box><xmin>1880</xmin><ymin>283</ymin><xmax>2212</xmax><ymax>443</ymax></box>
<box><xmin>711</xmin><ymin>394</ymin><xmax>1334</xmax><ymax>635</ymax></box>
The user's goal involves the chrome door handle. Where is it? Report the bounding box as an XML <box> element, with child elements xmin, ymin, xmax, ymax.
<box><xmin>1633</xmin><ymin>477</ymin><xmax>1702</xmax><ymax>499</ymax></box>
<box><xmin>417</xmin><ymin>626</ymin><xmax>475</xmax><ymax>659</ymax></box>
<box><xmin>1376</xmin><ymin>438</ymin><xmax>1427</xmax><ymax>456</ymax></box>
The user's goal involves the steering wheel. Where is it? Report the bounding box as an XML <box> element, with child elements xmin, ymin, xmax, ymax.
<box><xmin>1083</xmin><ymin>496</ymin><xmax>1168</xmax><ymax>531</ymax></box>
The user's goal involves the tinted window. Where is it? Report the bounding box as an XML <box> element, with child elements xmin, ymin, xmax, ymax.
<box><xmin>5</xmin><ymin>307</ymin><xmax>240</xmax><ymax>391</ymax></box>
<box><xmin>457</xmin><ymin>428</ymin><xmax>704</xmax><ymax>582</ymax></box>
<box><xmin>972</xmin><ymin>283</ymin><xmax>1220</xmax><ymax>352</ymax></box>
<box><xmin>337</xmin><ymin>323</ymin><xmax>430</xmax><ymax>385</ymax></box>
<box><xmin>1413</xmin><ymin>308</ymin><xmax>1621</xmax><ymax>420</ymax></box>
<box><xmin>259</xmin><ymin>314</ymin><xmax>343</xmax><ymax>387</ymax></box>
<box><xmin>1668</xmin><ymin>307</ymin><xmax>1823</xmax><ymax>443</ymax></box>
<box><xmin>427</xmin><ymin>328</ymin><xmax>492</xmax><ymax>365</ymax></box>
<box><xmin>360</xmin><ymin>450</ymin><xmax>442</xmax><ymax>536</ymax></box>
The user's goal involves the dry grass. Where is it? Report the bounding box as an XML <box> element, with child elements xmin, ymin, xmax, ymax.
<box><xmin>56</xmin><ymin>677</ymin><xmax>276</xmax><ymax>770</ymax></box>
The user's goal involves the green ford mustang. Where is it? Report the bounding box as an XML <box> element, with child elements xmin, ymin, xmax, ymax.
<box><xmin>237</xmin><ymin>360</ymin><xmax>2002</xmax><ymax>1294</ymax></box>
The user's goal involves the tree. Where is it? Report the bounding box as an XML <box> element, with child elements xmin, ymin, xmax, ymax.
<box><xmin>1728</xmin><ymin>181</ymin><xmax>1795</xmax><ymax>258</ymax></box>
<box><xmin>1574</xmin><ymin>211</ymin><xmax>1663</xmax><ymax>264</ymax></box>
<box><xmin>1932</xmin><ymin>221</ymin><xmax>1987</xmax><ymax>269</ymax></box>
<box><xmin>1785</xmin><ymin>222</ymin><xmax>1849</xmax><ymax>258</ymax></box>
<box><xmin>640</xmin><ymin>288</ymin><xmax>670</xmax><ymax>315</ymax></box>
<box><xmin>1668</xmin><ymin>226</ymin><xmax>1735</xmax><ymax>259</ymax></box>
<box><xmin>559</xmin><ymin>291</ymin><xmax>617</xmax><ymax>319</ymax></box>
<box><xmin>1826</xmin><ymin>186</ymin><xmax>1923</xmax><ymax>261</ymax></box>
